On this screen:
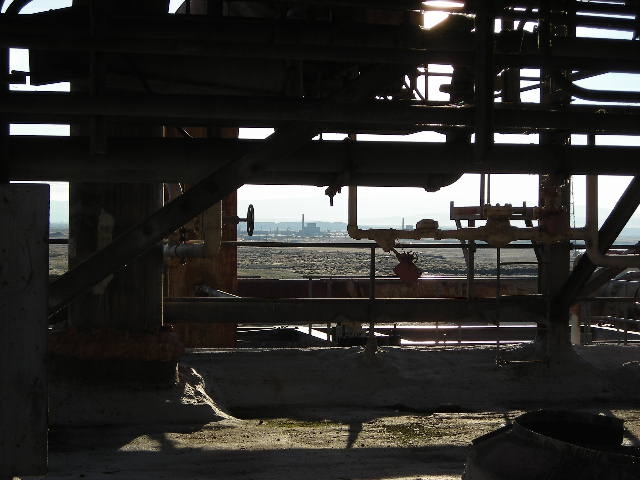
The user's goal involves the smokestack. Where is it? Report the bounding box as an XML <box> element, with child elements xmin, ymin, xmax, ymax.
<box><xmin>402</xmin><ymin>217</ymin><xmax>405</xmax><ymax>230</ymax></box>
<box><xmin>302</xmin><ymin>214</ymin><xmax>305</xmax><ymax>231</ymax></box>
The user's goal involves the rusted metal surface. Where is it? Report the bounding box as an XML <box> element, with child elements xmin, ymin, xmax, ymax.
<box><xmin>163</xmin><ymin>126</ymin><xmax>238</xmax><ymax>348</ymax></box>
<box><xmin>236</xmin><ymin>277</ymin><xmax>537</xmax><ymax>299</ymax></box>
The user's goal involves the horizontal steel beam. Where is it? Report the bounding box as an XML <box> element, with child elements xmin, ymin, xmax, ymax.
<box><xmin>5</xmin><ymin>93</ymin><xmax>640</xmax><ymax>134</ymax></box>
<box><xmin>8</xmin><ymin>137</ymin><xmax>640</xmax><ymax>184</ymax></box>
<box><xmin>3</xmin><ymin>12</ymin><xmax>640</xmax><ymax>70</ymax></box>
<box><xmin>163</xmin><ymin>296</ymin><xmax>546</xmax><ymax>325</ymax></box>
<box><xmin>47</xmin><ymin>65</ymin><xmax>409</xmax><ymax>315</ymax></box>
<box><xmin>223</xmin><ymin>0</ymin><xmax>425</xmax><ymax>11</ymax></box>
<box><xmin>48</xmin><ymin>126</ymin><xmax>316</xmax><ymax>315</ymax></box>
<box><xmin>0</xmin><ymin>11</ymin><xmax>470</xmax><ymax>65</ymax></box>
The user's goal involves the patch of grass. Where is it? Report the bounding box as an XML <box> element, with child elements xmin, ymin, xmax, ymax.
<box><xmin>382</xmin><ymin>422</ymin><xmax>449</xmax><ymax>441</ymax></box>
<box><xmin>265</xmin><ymin>418</ymin><xmax>342</xmax><ymax>429</ymax></box>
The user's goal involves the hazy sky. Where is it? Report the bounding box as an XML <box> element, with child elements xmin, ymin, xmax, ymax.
<box><xmin>6</xmin><ymin>0</ymin><xmax>640</xmax><ymax>228</ymax></box>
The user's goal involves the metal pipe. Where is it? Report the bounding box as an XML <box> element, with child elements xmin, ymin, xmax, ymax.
<box><xmin>558</xmin><ymin>77</ymin><xmax>640</xmax><ymax>104</ymax></box>
<box><xmin>347</xmin><ymin>185</ymin><xmax>358</xmax><ymax>238</ymax></box>
<box><xmin>348</xmin><ymin>220</ymin><xmax>588</xmax><ymax>251</ymax></box>
<box><xmin>3</xmin><ymin>0</ymin><xmax>33</xmax><ymax>15</ymax></box>
<box><xmin>163</xmin><ymin>242</ymin><xmax>207</xmax><ymax>260</ymax></box>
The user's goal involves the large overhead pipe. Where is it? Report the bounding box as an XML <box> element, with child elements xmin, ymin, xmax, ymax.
<box><xmin>4</xmin><ymin>93</ymin><xmax>640</xmax><ymax>134</ymax></box>
<box><xmin>557</xmin><ymin>76</ymin><xmax>640</xmax><ymax>104</ymax></box>
<box><xmin>8</xmin><ymin>137</ymin><xmax>640</xmax><ymax>183</ymax></box>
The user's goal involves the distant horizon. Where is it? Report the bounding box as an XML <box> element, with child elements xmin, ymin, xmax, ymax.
<box><xmin>49</xmin><ymin>218</ymin><xmax>640</xmax><ymax>242</ymax></box>
<box><xmin>49</xmin><ymin>198</ymin><xmax>640</xmax><ymax>231</ymax></box>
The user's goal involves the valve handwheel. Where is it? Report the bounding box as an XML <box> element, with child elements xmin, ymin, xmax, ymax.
<box><xmin>223</xmin><ymin>204</ymin><xmax>255</xmax><ymax>236</ymax></box>
<box><xmin>246</xmin><ymin>204</ymin><xmax>254</xmax><ymax>236</ymax></box>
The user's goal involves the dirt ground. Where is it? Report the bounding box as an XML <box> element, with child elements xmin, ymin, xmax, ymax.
<box><xmin>237</xmin><ymin>245</ymin><xmax>540</xmax><ymax>279</ymax></box>
<box><xmin>42</xmin><ymin>408</ymin><xmax>640</xmax><ymax>480</ymax></box>
<box><xmin>22</xmin><ymin>344</ymin><xmax>639</xmax><ymax>480</ymax></box>
<box><xmin>49</xmin><ymin>242</ymin><xmax>542</xmax><ymax>279</ymax></box>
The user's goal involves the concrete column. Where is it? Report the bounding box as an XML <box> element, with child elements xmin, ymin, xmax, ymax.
<box><xmin>68</xmin><ymin>182</ymin><xmax>163</xmax><ymax>332</ymax></box>
<box><xmin>0</xmin><ymin>184</ymin><xmax>49</xmax><ymax>478</ymax></box>
<box><xmin>67</xmin><ymin>0</ymin><xmax>165</xmax><ymax>333</ymax></box>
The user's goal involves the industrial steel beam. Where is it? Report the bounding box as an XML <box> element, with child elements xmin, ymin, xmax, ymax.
<box><xmin>473</xmin><ymin>1</ymin><xmax>495</xmax><ymax>166</ymax></box>
<box><xmin>48</xmin><ymin>126</ymin><xmax>315</xmax><ymax>316</ymax></box>
<box><xmin>163</xmin><ymin>296</ymin><xmax>546</xmax><ymax>325</ymax></box>
<box><xmin>48</xmin><ymin>65</ymin><xmax>409</xmax><ymax>315</ymax></box>
<box><xmin>8</xmin><ymin>137</ymin><xmax>640</xmax><ymax>183</ymax></box>
<box><xmin>5</xmin><ymin>93</ymin><xmax>640</xmax><ymax>134</ymax></box>
<box><xmin>3</xmin><ymin>13</ymin><xmax>640</xmax><ymax>70</ymax></box>
<box><xmin>0</xmin><ymin>12</ymin><xmax>471</xmax><ymax>65</ymax></box>
<box><xmin>223</xmin><ymin>0</ymin><xmax>425</xmax><ymax>10</ymax></box>
<box><xmin>553</xmin><ymin>176</ymin><xmax>640</xmax><ymax>313</ymax></box>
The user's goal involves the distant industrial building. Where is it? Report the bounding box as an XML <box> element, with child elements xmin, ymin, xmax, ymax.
<box><xmin>300</xmin><ymin>214</ymin><xmax>322</xmax><ymax>235</ymax></box>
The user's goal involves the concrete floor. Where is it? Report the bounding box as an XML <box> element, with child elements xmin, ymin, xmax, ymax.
<box><xmin>23</xmin><ymin>344</ymin><xmax>640</xmax><ymax>480</ymax></box>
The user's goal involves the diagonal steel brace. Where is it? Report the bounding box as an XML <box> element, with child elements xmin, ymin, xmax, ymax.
<box><xmin>48</xmin><ymin>65</ymin><xmax>409</xmax><ymax>316</ymax></box>
<box><xmin>552</xmin><ymin>176</ymin><xmax>640</xmax><ymax>314</ymax></box>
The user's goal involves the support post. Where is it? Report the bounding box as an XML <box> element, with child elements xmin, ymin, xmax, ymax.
<box><xmin>61</xmin><ymin>1</ymin><xmax>166</xmax><ymax>383</ymax></box>
<box><xmin>537</xmin><ymin>0</ymin><xmax>574</xmax><ymax>357</ymax></box>
<box><xmin>1</xmin><ymin>36</ymin><xmax>7</xmax><ymax>183</ymax></box>
<box><xmin>0</xmin><ymin>184</ymin><xmax>49</xmax><ymax>478</ymax></box>
<box><xmin>474</xmin><ymin>0</ymin><xmax>495</xmax><ymax>168</ymax></box>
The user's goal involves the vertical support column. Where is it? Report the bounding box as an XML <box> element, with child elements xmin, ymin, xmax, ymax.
<box><xmin>366</xmin><ymin>245</ymin><xmax>377</xmax><ymax>354</ymax></box>
<box><xmin>0</xmin><ymin>184</ymin><xmax>49</xmax><ymax>478</ymax></box>
<box><xmin>1</xmin><ymin>31</ymin><xmax>8</xmax><ymax>183</ymax></box>
<box><xmin>67</xmin><ymin>0</ymin><xmax>166</xmax><ymax>336</ymax></box>
<box><xmin>474</xmin><ymin>0</ymin><xmax>495</xmax><ymax>168</ymax></box>
<box><xmin>60</xmin><ymin>1</ymin><xmax>169</xmax><ymax>383</ymax></box>
<box><xmin>538</xmin><ymin>0</ymin><xmax>574</xmax><ymax>357</ymax></box>
<box><xmin>501</xmin><ymin>19</ymin><xmax>521</xmax><ymax>105</ymax></box>
<box><xmin>68</xmin><ymin>181</ymin><xmax>163</xmax><ymax>332</ymax></box>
